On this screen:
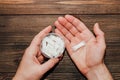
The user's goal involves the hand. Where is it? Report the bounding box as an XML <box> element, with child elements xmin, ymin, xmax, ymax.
<box><xmin>54</xmin><ymin>15</ymin><xmax>113</xmax><ymax>80</ymax></box>
<box><xmin>13</xmin><ymin>26</ymin><xmax>59</xmax><ymax>80</ymax></box>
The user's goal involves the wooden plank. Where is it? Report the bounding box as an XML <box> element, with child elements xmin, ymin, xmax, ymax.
<box><xmin>0</xmin><ymin>15</ymin><xmax>120</xmax><ymax>80</ymax></box>
<box><xmin>0</xmin><ymin>0</ymin><xmax>120</xmax><ymax>14</ymax></box>
<box><xmin>0</xmin><ymin>15</ymin><xmax>119</xmax><ymax>42</ymax></box>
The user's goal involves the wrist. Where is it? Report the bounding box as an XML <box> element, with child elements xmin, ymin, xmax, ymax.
<box><xmin>13</xmin><ymin>76</ymin><xmax>25</xmax><ymax>80</ymax></box>
<box><xmin>85</xmin><ymin>63</ymin><xmax>113</xmax><ymax>80</ymax></box>
<box><xmin>12</xmin><ymin>72</ymin><xmax>27</xmax><ymax>80</ymax></box>
<box><xmin>13</xmin><ymin>72</ymin><xmax>41</xmax><ymax>80</ymax></box>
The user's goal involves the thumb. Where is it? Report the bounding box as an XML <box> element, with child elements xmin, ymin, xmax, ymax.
<box><xmin>40</xmin><ymin>58</ymin><xmax>59</xmax><ymax>73</ymax></box>
<box><xmin>93</xmin><ymin>23</ymin><xmax>106</xmax><ymax>48</ymax></box>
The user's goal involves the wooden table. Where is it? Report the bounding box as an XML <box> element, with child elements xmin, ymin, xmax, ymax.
<box><xmin>0</xmin><ymin>0</ymin><xmax>120</xmax><ymax>80</ymax></box>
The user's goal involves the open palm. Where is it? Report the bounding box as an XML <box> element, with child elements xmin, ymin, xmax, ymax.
<box><xmin>54</xmin><ymin>15</ymin><xmax>106</xmax><ymax>74</ymax></box>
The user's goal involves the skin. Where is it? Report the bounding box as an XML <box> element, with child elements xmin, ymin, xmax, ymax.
<box><xmin>13</xmin><ymin>15</ymin><xmax>113</xmax><ymax>80</ymax></box>
<box><xmin>54</xmin><ymin>15</ymin><xmax>113</xmax><ymax>80</ymax></box>
<box><xmin>13</xmin><ymin>26</ymin><xmax>59</xmax><ymax>80</ymax></box>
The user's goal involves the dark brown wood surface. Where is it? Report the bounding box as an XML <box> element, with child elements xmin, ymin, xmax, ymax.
<box><xmin>0</xmin><ymin>0</ymin><xmax>120</xmax><ymax>14</ymax></box>
<box><xmin>0</xmin><ymin>0</ymin><xmax>120</xmax><ymax>80</ymax></box>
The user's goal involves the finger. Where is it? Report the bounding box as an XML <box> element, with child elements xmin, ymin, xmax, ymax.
<box><xmin>54</xmin><ymin>21</ymin><xmax>74</xmax><ymax>41</ymax></box>
<box><xmin>93</xmin><ymin>23</ymin><xmax>106</xmax><ymax>48</ymax></box>
<box><xmin>58</xmin><ymin>54</ymin><xmax>63</xmax><ymax>61</ymax></box>
<box><xmin>55</xmin><ymin>29</ymin><xmax>72</xmax><ymax>55</ymax></box>
<box><xmin>30</xmin><ymin>26</ymin><xmax>52</xmax><ymax>47</ymax></box>
<box><xmin>65</xmin><ymin>15</ymin><xmax>88</xmax><ymax>32</ymax></box>
<box><xmin>65</xmin><ymin>15</ymin><xmax>95</xmax><ymax>41</ymax></box>
<box><xmin>58</xmin><ymin>17</ymin><xmax>80</xmax><ymax>36</ymax></box>
<box><xmin>58</xmin><ymin>16</ymin><xmax>82</xmax><ymax>40</ymax></box>
<box><xmin>55</xmin><ymin>28</ymin><xmax>70</xmax><ymax>46</ymax></box>
<box><xmin>28</xmin><ymin>26</ymin><xmax>52</xmax><ymax>56</ymax></box>
<box><xmin>25</xmin><ymin>45</ymin><xmax>39</xmax><ymax>56</ymax></box>
<box><xmin>40</xmin><ymin>58</ymin><xmax>59</xmax><ymax>73</ymax></box>
<box><xmin>38</xmin><ymin>55</ymin><xmax>44</xmax><ymax>63</ymax></box>
<box><xmin>36</xmin><ymin>51</ymin><xmax>41</xmax><ymax>57</ymax></box>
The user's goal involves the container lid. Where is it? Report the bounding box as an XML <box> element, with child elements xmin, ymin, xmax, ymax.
<box><xmin>41</xmin><ymin>33</ymin><xmax>65</xmax><ymax>58</ymax></box>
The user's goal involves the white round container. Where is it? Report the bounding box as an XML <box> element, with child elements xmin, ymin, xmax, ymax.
<box><xmin>41</xmin><ymin>33</ymin><xmax>65</xmax><ymax>58</ymax></box>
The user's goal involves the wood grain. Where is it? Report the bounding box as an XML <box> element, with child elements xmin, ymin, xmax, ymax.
<box><xmin>0</xmin><ymin>0</ymin><xmax>120</xmax><ymax>14</ymax></box>
<box><xmin>0</xmin><ymin>15</ymin><xmax>120</xmax><ymax>80</ymax></box>
<box><xmin>0</xmin><ymin>0</ymin><xmax>34</xmax><ymax>4</ymax></box>
<box><xmin>0</xmin><ymin>0</ymin><xmax>120</xmax><ymax>79</ymax></box>
<box><xmin>56</xmin><ymin>1</ymin><xmax>120</xmax><ymax>5</ymax></box>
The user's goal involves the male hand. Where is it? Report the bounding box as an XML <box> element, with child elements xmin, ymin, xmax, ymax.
<box><xmin>13</xmin><ymin>26</ymin><xmax>59</xmax><ymax>80</ymax></box>
<box><xmin>55</xmin><ymin>15</ymin><xmax>113</xmax><ymax>80</ymax></box>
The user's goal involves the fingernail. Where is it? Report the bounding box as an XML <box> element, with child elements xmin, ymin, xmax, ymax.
<box><xmin>54</xmin><ymin>21</ymin><xmax>58</xmax><ymax>25</ymax></box>
<box><xmin>58</xmin><ymin>16</ymin><xmax>63</xmax><ymax>20</ymax></box>
<box><xmin>95</xmin><ymin>23</ymin><xmax>99</xmax><ymax>28</ymax></box>
<box><xmin>95</xmin><ymin>23</ymin><xmax>99</xmax><ymax>26</ymax></box>
<box><xmin>65</xmin><ymin>14</ymin><xmax>72</xmax><ymax>18</ymax></box>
